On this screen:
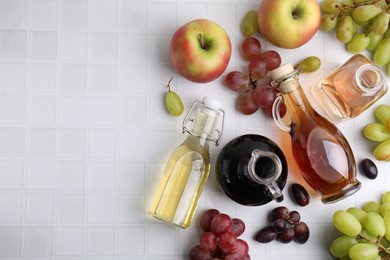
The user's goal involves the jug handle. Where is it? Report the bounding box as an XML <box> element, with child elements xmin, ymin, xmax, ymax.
<box><xmin>272</xmin><ymin>96</ymin><xmax>290</xmax><ymax>132</ymax></box>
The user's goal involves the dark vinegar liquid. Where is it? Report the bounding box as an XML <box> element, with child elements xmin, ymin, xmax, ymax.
<box><xmin>215</xmin><ymin>134</ymin><xmax>288</xmax><ymax>206</ymax></box>
<box><xmin>291</xmin><ymin>110</ymin><xmax>356</xmax><ymax>196</ymax></box>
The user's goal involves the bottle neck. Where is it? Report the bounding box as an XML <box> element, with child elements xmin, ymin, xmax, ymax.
<box><xmin>186</xmin><ymin>106</ymin><xmax>220</xmax><ymax>144</ymax></box>
<box><xmin>353</xmin><ymin>64</ymin><xmax>385</xmax><ymax>95</ymax></box>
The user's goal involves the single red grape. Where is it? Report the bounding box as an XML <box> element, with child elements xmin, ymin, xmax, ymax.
<box><xmin>236</xmin><ymin>90</ymin><xmax>259</xmax><ymax>115</ymax></box>
<box><xmin>199</xmin><ymin>232</ymin><xmax>217</xmax><ymax>252</ymax></box>
<box><xmin>200</xmin><ymin>209</ymin><xmax>220</xmax><ymax>232</ymax></box>
<box><xmin>224</xmin><ymin>71</ymin><xmax>250</xmax><ymax>93</ymax></box>
<box><xmin>258</xmin><ymin>50</ymin><xmax>282</xmax><ymax>71</ymax></box>
<box><xmin>277</xmin><ymin>228</ymin><xmax>295</xmax><ymax>244</ymax></box>
<box><xmin>293</xmin><ymin>222</ymin><xmax>310</xmax><ymax>244</ymax></box>
<box><xmin>210</xmin><ymin>213</ymin><xmax>232</xmax><ymax>237</ymax></box>
<box><xmin>240</xmin><ymin>37</ymin><xmax>262</xmax><ymax>61</ymax></box>
<box><xmin>188</xmin><ymin>245</ymin><xmax>212</xmax><ymax>260</ymax></box>
<box><xmin>230</xmin><ymin>218</ymin><xmax>245</xmax><ymax>237</ymax></box>
<box><xmin>218</xmin><ymin>231</ymin><xmax>237</xmax><ymax>253</ymax></box>
<box><xmin>252</xmin><ymin>84</ymin><xmax>276</xmax><ymax>108</ymax></box>
<box><xmin>248</xmin><ymin>57</ymin><xmax>268</xmax><ymax>80</ymax></box>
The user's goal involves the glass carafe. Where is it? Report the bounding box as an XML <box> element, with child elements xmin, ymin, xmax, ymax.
<box><xmin>149</xmin><ymin>97</ymin><xmax>225</xmax><ymax>228</ymax></box>
<box><xmin>270</xmin><ymin>63</ymin><xmax>361</xmax><ymax>204</ymax></box>
<box><xmin>312</xmin><ymin>54</ymin><xmax>387</xmax><ymax>123</ymax></box>
<box><xmin>215</xmin><ymin>134</ymin><xmax>288</xmax><ymax>206</ymax></box>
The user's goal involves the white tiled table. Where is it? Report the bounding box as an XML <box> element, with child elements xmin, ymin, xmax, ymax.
<box><xmin>0</xmin><ymin>0</ymin><xmax>389</xmax><ymax>259</ymax></box>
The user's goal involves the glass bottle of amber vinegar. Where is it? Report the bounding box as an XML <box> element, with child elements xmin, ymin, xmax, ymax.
<box><xmin>270</xmin><ymin>64</ymin><xmax>361</xmax><ymax>203</ymax></box>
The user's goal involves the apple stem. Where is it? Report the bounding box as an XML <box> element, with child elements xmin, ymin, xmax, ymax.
<box><xmin>198</xmin><ymin>33</ymin><xmax>205</xmax><ymax>49</ymax></box>
<box><xmin>166</xmin><ymin>76</ymin><xmax>173</xmax><ymax>92</ymax></box>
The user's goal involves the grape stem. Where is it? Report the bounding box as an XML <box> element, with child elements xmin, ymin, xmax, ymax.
<box><xmin>166</xmin><ymin>76</ymin><xmax>174</xmax><ymax>92</ymax></box>
<box><xmin>357</xmin><ymin>233</ymin><xmax>390</xmax><ymax>257</ymax></box>
<box><xmin>331</xmin><ymin>0</ymin><xmax>386</xmax><ymax>19</ymax></box>
<box><xmin>248</xmin><ymin>74</ymin><xmax>258</xmax><ymax>89</ymax></box>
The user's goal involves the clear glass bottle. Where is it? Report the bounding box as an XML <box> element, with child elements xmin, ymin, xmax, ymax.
<box><xmin>149</xmin><ymin>97</ymin><xmax>225</xmax><ymax>228</ymax></box>
<box><xmin>312</xmin><ymin>54</ymin><xmax>387</xmax><ymax>123</ymax></box>
<box><xmin>215</xmin><ymin>134</ymin><xmax>288</xmax><ymax>206</ymax></box>
<box><xmin>271</xmin><ymin>63</ymin><xmax>361</xmax><ymax>204</ymax></box>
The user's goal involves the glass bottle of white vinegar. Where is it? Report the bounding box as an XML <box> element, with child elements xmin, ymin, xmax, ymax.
<box><xmin>149</xmin><ymin>97</ymin><xmax>224</xmax><ymax>229</ymax></box>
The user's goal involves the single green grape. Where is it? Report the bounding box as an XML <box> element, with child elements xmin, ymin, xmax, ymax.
<box><xmin>384</xmin><ymin>213</ymin><xmax>390</xmax><ymax>242</ymax></box>
<box><xmin>364</xmin><ymin>212</ymin><xmax>385</xmax><ymax>237</ymax></box>
<box><xmin>294</xmin><ymin>56</ymin><xmax>321</xmax><ymax>73</ymax></box>
<box><xmin>165</xmin><ymin>77</ymin><xmax>184</xmax><ymax>117</ymax></box>
<box><xmin>367</xmin><ymin>31</ymin><xmax>384</xmax><ymax>52</ymax></box>
<box><xmin>379</xmin><ymin>203</ymin><xmax>390</xmax><ymax>217</ymax></box>
<box><xmin>349</xmin><ymin>243</ymin><xmax>379</xmax><ymax>260</ymax></box>
<box><xmin>347</xmin><ymin>207</ymin><xmax>367</xmax><ymax>227</ymax></box>
<box><xmin>374</xmin><ymin>104</ymin><xmax>390</xmax><ymax>125</ymax></box>
<box><xmin>363</xmin><ymin>201</ymin><xmax>381</xmax><ymax>213</ymax></box>
<box><xmin>382</xmin><ymin>191</ymin><xmax>390</xmax><ymax>204</ymax></box>
<box><xmin>241</xmin><ymin>10</ymin><xmax>258</xmax><ymax>36</ymax></box>
<box><xmin>333</xmin><ymin>210</ymin><xmax>362</xmax><ymax>237</ymax></box>
<box><xmin>363</xmin><ymin>123</ymin><xmax>390</xmax><ymax>142</ymax></box>
<box><xmin>336</xmin><ymin>16</ymin><xmax>356</xmax><ymax>43</ymax></box>
<box><xmin>352</xmin><ymin>5</ymin><xmax>382</xmax><ymax>22</ymax></box>
<box><xmin>386</xmin><ymin>62</ymin><xmax>390</xmax><ymax>77</ymax></box>
<box><xmin>373</xmin><ymin>38</ymin><xmax>390</xmax><ymax>66</ymax></box>
<box><xmin>347</xmin><ymin>33</ymin><xmax>370</xmax><ymax>54</ymax></box>
<box><xmin>320</xmin><ymin>14</ymin><xmax>338</xmax><ymax>31</ymax></box>
<box><xmin>371</xmin><ymin>12</ymin><xmax>390</xmax><ymax>35</ymax></box>
<box><xmin>373</xmin><ymin>139</ymin><xmax>390</xmax><ymax>161</ymax></box>
<box><xmin>320</xmin><ymin>0</ymin><xmax>340</xmax><ymax>14</ymax></box>
<box><xmin>330</xmin><ymin>235</ymin><xmax>357</xmax><ymax>258</ymax></box>
<box><xmin>359</xmin><ymin>229</ymin><xmax>378</xmax><ymax>244</ymax></box>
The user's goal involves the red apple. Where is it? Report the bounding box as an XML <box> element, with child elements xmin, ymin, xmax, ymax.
<box><xmin>257</xmin><ymin>0</ymin><xmax>321</xmax><ymax>49</ymax></box>
<box><xmin>170</xmin><ymin>19</ymin><xmax>232</xmax><ymax>83</ymax></box>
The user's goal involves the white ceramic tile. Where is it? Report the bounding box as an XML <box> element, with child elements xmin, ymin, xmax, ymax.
<box><xmin>148</xmin><ymin>224</ymin><xmax>176</xmax><ymax>256</ymax></box>
<box><xmin>117</xmin><ymin>226</ymin><xmax>145</xmax><ymax>256</ymax></box>
<box><xmin>90</xmin><ymin>64</ymin><xmax>118</xmax><ymax>94</ymax></box>
<box><xmin>118</xmin><ymin>193</ymin><xmax>146</xmax><ymax>223</ymax></box>
<box><xmin>0</xmin><ymin>127</ymin><xmax>25</xmax><ymax>157</ymax></box>
<box><xmin>0</xmin><ymin>94</ymin><xmax>26</xmax><ymax>124</ymax></box>
<box><xmin>87</xmin><ymin>193</ymin><xmax>116</xmax><ymax>222</ymax></box>
<box><xmin>0</xmin><ymin>226</ymin><xmax>22</xmax><ymax>257</ymax></box>
<box><xmin>59</xmin><ymin>96</ymin><xmax>87</xmax><ymax>125</ymax></box>
<box><xmin>88</xmin><ymin>128</ymin><xmax>117</xmax><ymax>158</ymax></box>
<box><xmin>28</xmin><ymin>95</ymin><xmax>57</xmax><ymax>125</ymax></box>
<box><xmin>0</xmin><ymin>62</ymin><xmax>26</xmax><ymax>92</ymax></box>
<box><xmin>120</xmin><ymin>33</ymin><xmax>149</xmax><ymax>62</ymax></box>
<box><xmin>88</xmin><ymin>161</ymin><xmax>116</xmax><ymax>190</ymax></box>
<box><xmin>59</xmin><ymin>64</ymin><xmax>88</xmax><ymax>93</ymax></box>
<box><xmin>58</xmin><ymin>128</ymin><xmax>86</xmax><ymax>158</ymax></box>
<box><xmin>89</xmin><ymin>32</ymin><xmax>118</xmax><ymax>62</ymax></box>
<box><xmin>149</xmin><ymin>33</ymin><xmax>171</xmax><ymax>64</ymax></box>
<box><xmin>0</xmin><ymin>30</ymin><xmax>27</xmax><ymax>60</ymax></box>
<box><xmin>148</xmin><ymin>129</ymin><xmax>176</xmax><ymax>160</ymax></box>
<box><xmin>60</xmin><ymin>0</ymin><xmax>88</xmax><ymax>29</ymax></box>
<box><xmin>24</xmin><ymin>226</ymin><xmax>54</xmax><ymax>256</ymax></box>
<box><xmin>118</xmin><ymin>161</ymin><xmax>146</xmax><ymax>191</ymax></box>
<box><xmin>0</xmin><ymin>159</ymin><xmax>24</xmax><ymax>189</ymax></box>
<box><xmin>0</xmin><ymin>193</ymin><xmax>23</xmax><ymax>222</ymax></box>
<box><xmin>60</xmin><ymin>32</ymin><xmax>88</xmax><ymax>61</ymax></box>
<box><xmin>119</xmin><ymin>128</ymin><xmax>146</xmax><ymax>159</ymax></box>
<box><xmin>119</xmin><ymin>97</ymin><xmax>147</xmax><ymax>126</ymax></box>
<box><xmin>57</xmin><ymin>193</ymin><xmax>84</xmax><ymax>223</ymax></box>
<box><xmin>119</xmin><ymin>1</ymin><xmax>148</xmax><ymax>32</ymax></box>
<box><xmin>118</xmin><ymin>64</ymin><xmax>148</xmax><ymax>95</ymax></box>
<box><xmin>88</xmin><ymin>96</ymin><xmax>117</xmax><ymax>125</ymax></box>
<box><xmin>30</xmin><ymin>31</ymin><xmax>58</xmax><ymax>61</ymax></box>
<box><xmin>26</xmin><ymin>193</ymin><xmax>55</xmax><ymax>222</ymax></box>
<box><xmin>150</xmin><ymin>2</ymin><xmax>178</xmax><ymax>32</ymax></box>
<box><xmin>90</xmin><ymin>0</ymin><xmax>118</xmax><ymax>30</ymax></box>
<box><xmin>27</xmin><ymin>159</ymin><xmax>56</xmax><ymax>190</ymax></box>
<box><xmin>28</xmin><ymin>128</ymin><xmax>56</xmax><ymax>158</ymax></box>
<box><xmin>29</xmin><ymin>63</ymin><xmax>58</xmax><ymax>93</ymax></box>
<box><xmin>0</xmin><ymin>0</ymin><xmax>27</xmax><ymax>28</ymax></box>
<box><xmin>55</xmin><ymin>226</ymin><xmax>84</xmax><ymax>256</ymax></box>
<box><xmin>30</xmin><ymin>0</ymin><xmax>58</xmax><ymax>29</ymax></box>
<box><xmin>57</xmin><ymin>160</ymin><xmax>85</xmax><ymax>190</ymax></box>
<box><xmin>87</xmin><ymin>226</ymin><xmax>115</xmax><ymax>255</ymax></box>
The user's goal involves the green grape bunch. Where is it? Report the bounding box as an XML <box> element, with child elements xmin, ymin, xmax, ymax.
<box><xmin>363</xmin><ymin>104</ymin><xmax>390</xmax><ymax>161</ymax></box>
<box><xmin>320</xmin><ymin>0</ymin><xmax>390</xmax><ymax>76</ymax></box>
<box><xmin>330</xmin><ymin>191</ymin><xmax>390</xmax><ymax>259</ymax></box>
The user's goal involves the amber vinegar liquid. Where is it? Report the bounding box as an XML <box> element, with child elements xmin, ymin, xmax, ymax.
<box><xmin>284</xmin><ymin>86</ymin><xmax>358</xmax><ymax>202</ymax></box>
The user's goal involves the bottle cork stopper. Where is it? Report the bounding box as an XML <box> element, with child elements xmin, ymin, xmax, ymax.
<box><xmin>269</xmin><ymin>63</ymin><xmax>295</xmax><ymax>81</ymax></box>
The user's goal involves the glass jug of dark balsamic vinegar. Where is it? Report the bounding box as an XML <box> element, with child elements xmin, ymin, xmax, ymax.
<box><xmin>270</xmin><ymin>63</ymin><xmax>361</xmax><ymax>204</ymax></box>
<box><xmin>215</xmin><ymin>134</ymin><xmax>288</xmax><ymax>206</ymax></box>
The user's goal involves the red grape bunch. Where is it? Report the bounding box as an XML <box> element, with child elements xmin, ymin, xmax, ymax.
<box><xmin>255</xmin><ymin>206</ymin><xmax>310</xmax><ymax>244</ymax></box>
<box><xmin>188</xmin><ymin>209</ymin><xmax>251</xmax><ymax>260</ymax></box>
<box><xmin>223</xmin><ymin>37</ymin><xmax>286</xmax><ymax>117</ymax></box>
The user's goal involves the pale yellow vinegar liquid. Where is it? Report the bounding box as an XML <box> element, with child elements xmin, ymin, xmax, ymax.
<box><xmin>149</xmin><ymin>136</ymin><xmax>210</xmax><ymax>229</ymax></box>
